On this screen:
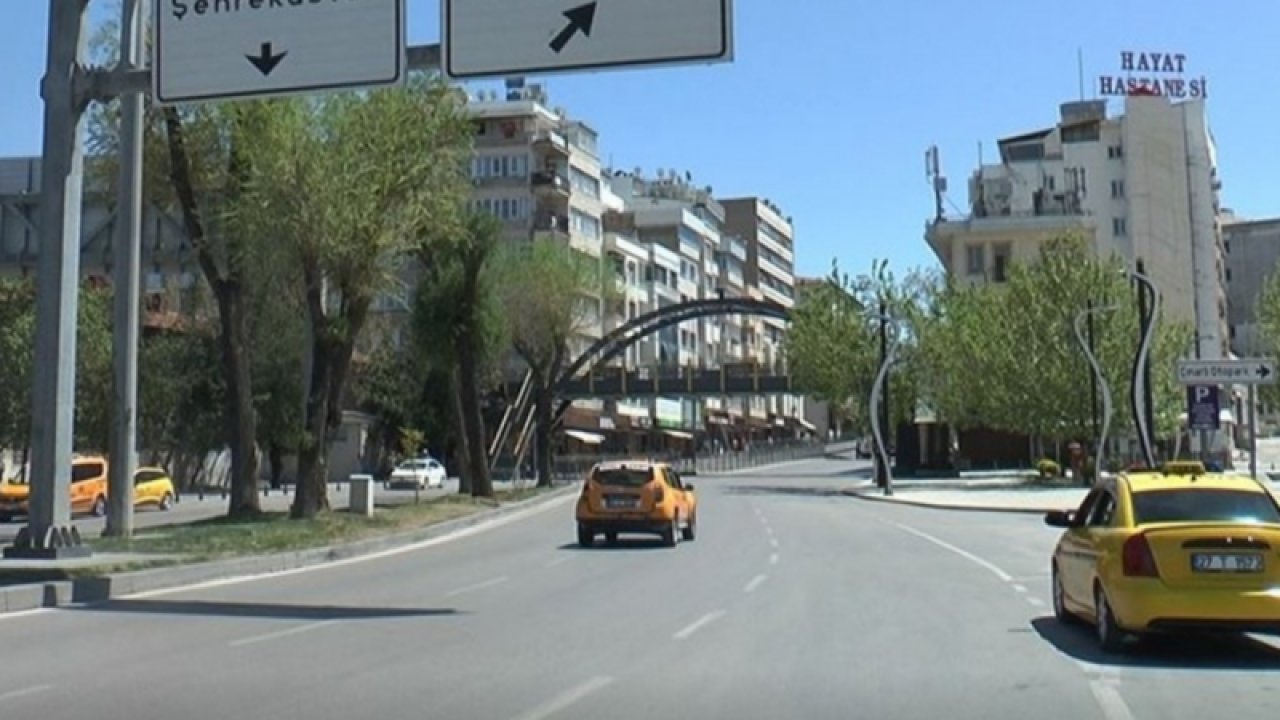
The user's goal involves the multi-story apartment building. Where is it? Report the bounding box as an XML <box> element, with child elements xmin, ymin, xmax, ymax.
<box><xmin>925</xmin><ymin>96</ymin><xmax>1229</xmax><ymax>360</ymax></box>
<box><xmin>722</xmin><ymin>196</ymin><xmax>804</xmax><ymax>432</ymax></box>
<box><xmin>1223</xmin><ymin>214</ymin><xmax>1280</xmax><ymax>358</ymax></box>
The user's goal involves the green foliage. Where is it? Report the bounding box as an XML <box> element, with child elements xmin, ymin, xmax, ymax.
<box><xmin>916</xmin><ymin>235</ymin><xmax>1192</xmax><ymax>443</ymax></box>
<box><xmin>139</xmin><ymin>328</ymin><xmax>224</xmax><ymax>458</ymax></box>
<box><xmin>1037</xmin><ymin>459</ymin><xmax>1061</xmax><ymax>478</ymax></box>
<box><xmin>1256</xmin><ymin>272</ymin><xmax>1280</xmax><ymax>410</ymax></box>
<box><xmin>784</xmin><ymin>262</ymin><xmax>874</xmax><ymax>428</ymax></box>
<box><xmin>495</xmin><ymin>238</ymin><xmax>611</xmax><ymax>374</ymax></box>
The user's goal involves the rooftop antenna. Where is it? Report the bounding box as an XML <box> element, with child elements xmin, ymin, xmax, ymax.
<box><xmin>925</xmin><ymin>145</ymin><xmax>945</xmax><ymax>222</ymax></box>
<box><xmin>1077</xmin><ymin>47</ymin><xmax>1085</xmax><ymax>101</ymax></box>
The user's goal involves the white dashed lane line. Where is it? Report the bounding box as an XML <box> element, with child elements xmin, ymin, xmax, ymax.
<box><xmin>673</xmin><ymin>610</ymin><xmax>726</xmax><ymax>640</ymax></box>
<box><xmin>744</xmin><ymin>574</ymin><xmax>768</xmax><ymax>594</ymax></box>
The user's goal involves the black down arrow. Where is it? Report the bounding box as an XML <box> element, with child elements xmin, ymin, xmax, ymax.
<box><xmin>247</xmin><ymin>42</ymin><xmax>287</xmax><ymax>76</ymax></box>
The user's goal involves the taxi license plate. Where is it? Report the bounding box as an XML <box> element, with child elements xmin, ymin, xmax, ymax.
<box><xmin>1191</xmin><ymin>552</ymin><xmax>1264</xmax><ymax>573</ymax></box>
<box><xmin>605</xmin><ymin>497</ymin><xmax>639</xmax><ymax>510</ymax></box>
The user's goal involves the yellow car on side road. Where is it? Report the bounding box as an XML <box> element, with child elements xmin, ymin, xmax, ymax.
<box><xmin>576</xmin><ymin>460</ymin><xmax>697</xmax><ymax>548</ymax></box>
<box><xmin>1046</xmin><ymin>461</ymin><xmax>1280</xmax><ymax>652</ymax></box>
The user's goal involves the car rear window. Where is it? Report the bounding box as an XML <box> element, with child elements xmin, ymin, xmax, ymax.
<box><xmin>593</xmin><ymin>468</ymin><xmax>653</xmax><ymax>487</ymax></box>
<box><xmin>135</xmin><ymin>470</ymin><xmax>167</xmax><ymax>484</ymax></box>
<box><xmin>1131</xmin><ymin>489</ymin><xmax>1280</xmax><ymax>525</ymax></box>
<box><xmin>72</xmin><ymin>462</ymin><xmax>104</xmax><ymax>483</ymax></box>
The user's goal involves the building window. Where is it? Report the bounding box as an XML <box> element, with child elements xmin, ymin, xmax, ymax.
<box><xmin>965</xmin><ymin>245</ymin><xmax>985</xmax><ymax>276</ymax></box>
<box><xmin>992</xmin><ymin>244</ymin><xmax>1011</xmax><ymax>283</ymax></box>
<box><xmin>1108</xmin><ymin>144</ymin><xmax>1124</xmax><ymax>159</ymax></box>
<box><xmin>1111</xmin><ymin>180</ymin><xmax>1125</xmax><ymax>198</ymax></box>
<box><xmin>1112</xmin><ymin>217</ymin><xmax>1128</xmax><ymax>237</ymax></box>
<box><xmin>1225</xmin><ymin>267</ymin><xmax>1232</xmax><ymax>283</ymax></box>
<box><xmin>1224</xmin><ymin>239</ymin><xmax>1231</xmax><ymax>253</ymax></box>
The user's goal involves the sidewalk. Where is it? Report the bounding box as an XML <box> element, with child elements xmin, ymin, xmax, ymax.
<box><xmin>847</xmin><ymin>484</ymin><xmax>1088</xmax><ymax>514</ymax></box>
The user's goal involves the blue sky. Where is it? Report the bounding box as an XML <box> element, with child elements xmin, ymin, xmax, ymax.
<box><xmin>1</xmin><ymin>0</ymin><xmax>1276</xmax><ymax>279</ymax></box>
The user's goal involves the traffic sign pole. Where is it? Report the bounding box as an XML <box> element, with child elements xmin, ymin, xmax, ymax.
<box><xmin>1249</xmin><ymin>384</ymin><xmax>1259</xmax><ymax>480</ymax></box>
<box><xmin>6</xmin><ymin>0</ymin><xmax>92</xmax><ymax>559</ymax></box>
<box><xmin>105</xmin><ymin>0</ymin><xmax>147</xmax><ymax>538</ymax></box>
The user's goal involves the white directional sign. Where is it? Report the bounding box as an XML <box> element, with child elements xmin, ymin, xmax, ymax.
<box><xmin>443</xmin><ymin>0</ymin><xmax>733</xmax><ymax>79</ymax></box>
<box><xmin>154</xmin><ymin>0</ymin><xmax>405</xmax><ymax>106</ymax></box>
<box><xmin>1177</xmin><ymin>358</ymin><xmax>1277</xmax><ymax>385</ymax></box>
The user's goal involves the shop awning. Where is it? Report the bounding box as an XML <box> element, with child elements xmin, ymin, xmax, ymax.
<box><xmin>798</xmin><ymin>418</ymin><xmax>817</xmax><ymax>432</ymax></box>
<box><xmin>564</xmin><ymin>429</ymin><xmax>605</xmax><ymax>445</ymax></box>
<box><xmin>663</xmin><ymin>429</ymin><xmax>695</xmax><ymax>440</ymax></box>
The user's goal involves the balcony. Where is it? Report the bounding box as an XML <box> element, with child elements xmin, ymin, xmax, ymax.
<box><xmin>531</xmin><ymin>130</ymin><xmax>570</xmax><ymax>157</ymax></box>
<box><xmin>531</xmin><ymin>171</ymin><xmax>570</xmax><ymax>196</ymax></box>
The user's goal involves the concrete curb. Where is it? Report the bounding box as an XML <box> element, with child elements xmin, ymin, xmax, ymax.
<box><xmin>0</xmin><ymin>484</ymin><xmax>579</xmax><ymax>615</ymax></box>
<box><xmin>842</xmin><ymin>489</ymin><xmax>1069</xmax><ymax>516</ymax></box>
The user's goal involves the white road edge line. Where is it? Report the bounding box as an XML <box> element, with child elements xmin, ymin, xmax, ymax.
<box><xmin>1012</xmin><ymin>584</ymin><xmax>1028</xmax><ymax>593</ymax></box>
<box><xmin>446</xmin><ymin>576</ymin><xmax>509</xmax><ymax>597</ymax></box>
<box><xmin>674</xmin><ymin>610</ymin><xmax>726</xmax><ymax>640</ymax></box>
<box><xmin>229</xmin><ymin>620</ymin><xmax>336</xmax><ymax>648</ymax></box>
<box><xmin>769</xmin><ymin>553</ymin><xmax>779</xmax><ymax>566</ymax></box>
<box><xmin>512</xmin><ymin>676</ymin><xmax>614</xmax><ymax>720</ymax></box>
<box><xmin>892</xmin><ymin>522</ymin><xmax>1013</xmax><ymax>582</ymax></box>
<box><xmin>0</xmin><ymin>607</ymin><xmax>53</xmax><ymax>624</ymax></box>
<box><xmin>121</xmin><ymin>492</ymin><xmax>577</xmax><ymax>600</ymax></box>
<box><xmin>0</xmin><ymin>685</ymin><xmax>53</xmax><ymax>703</ymax></box>
<box><xmin>744</xmin><ymin>574</ymin><xmax>768</xmax><ymax>593</ymax></box>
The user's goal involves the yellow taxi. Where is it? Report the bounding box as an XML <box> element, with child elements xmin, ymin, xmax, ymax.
<box><xmin>133</xmin><ymin>466</ymin><xmax>177</xmax><ymax>510</ymax></box>
<box><xmin>576</xmin><ymin>460</ymin><xmax>697</xmax><ymax>548</ymax></box>
<box><xmin>1046</xmin><ymin>460</ymin><xmax>1280</xmax><ymax>652</ymax></box>
<box><xmin>0</xmin><ymin>454</ymin><xmax>110</xmax><ymax>520</ymax></box>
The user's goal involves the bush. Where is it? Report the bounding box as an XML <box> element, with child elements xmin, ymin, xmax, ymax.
<box><xmin>1037</xmin><ymin>459</ymin><xmax>1061</xmax><ymax>478</ymax></box>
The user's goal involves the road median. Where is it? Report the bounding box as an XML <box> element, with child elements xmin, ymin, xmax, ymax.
<box><xmin>844</xmin><ymin>485</ymin><xmax>1087</xmax><ymax>515</ymax></box>
<box><xmin>0</xmin><ymin>484</ymin><xmax>577</xmax><ymax>615</ymax></box>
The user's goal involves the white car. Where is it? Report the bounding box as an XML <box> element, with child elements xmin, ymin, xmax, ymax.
<box><xmin>387</xmin><ymin>458</ymin><xmax>447</xmax><ymax>490</ymax></box>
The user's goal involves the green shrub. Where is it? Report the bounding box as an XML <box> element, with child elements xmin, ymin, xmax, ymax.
<box><xmin>1037</xmin><ymin>459</ymin><xmax>1061</xmax><ymax>478</ymax></box>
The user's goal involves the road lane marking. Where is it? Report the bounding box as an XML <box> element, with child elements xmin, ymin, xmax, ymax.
<box><xmin>769</xmin><ymin>553</ymin><xmax>779</xmax><ymax>566</ymax></box>
<box><xmin>1026</xmin><ymin>597</ymin><xmax>1045</xmax><ymax>607</ymax></box>
<box><xmin>674</xmin><ymin>610</ymin><xmax>726</xmax><ymax>640</ymax></box>
<box><xmin>768</xmin><ymin>537</ymin><xmax>779</xmax><ymax>549</ymax></box>
<box><xmin>1087</xmin><ymin>676</ymin><xmax>1135</xmax><ymax>720</ymax></box>
<box><xmin>744</xmin><ymin>574</ymin><xmax>768</xmax><ymax>593</ymax></box>
<box><xmin>120</xmin><ymin>491</ymin><xmax>577</xmax><ymax>600</ymax></box>
<box><xmin>1012</xmin><ymin>584</ymin><xmax>1028</xmax><ymax>593</ymax></box>
<box><xmin>229</xmin><ymin>621</ymin><xmax>336</xmax><ymax>648</ymax></box>
<box><xmin>545</xmin><ymin>556</ymin><xmax>574</xmax><ymax>568</ymax></box>
<box><xmin>0</xmin><ymin>608</ymin><xmax>53</xmax><ymax>624</ymax></box>
<box><xmin>513</xmin><ymin>676</ymin><xmax>614</xmax><ymax>720</ymax></box>
<box><xmin>446</xmin><ymin>576</ymin><xmax>509</xmax><ymax>597</ymax></box>
<box><xmin>0</xmin><ymin>685</ymin><xmax>52</xmax><ymax>703</ymax></box>
<box><xmin>892</xmin><ymin>522</ymin><xmax>1013</xmax><ymax>582</ymax></box>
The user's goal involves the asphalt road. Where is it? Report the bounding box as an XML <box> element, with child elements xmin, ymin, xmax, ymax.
<box><xmin>4</xmin><ymin>457</ymin><xmax>1280</xmax><ymax>719</ymax></box>
<box><xmin>0</xmin><ymin>480</ymin><xmax>464</xmax><ymax>543</ymax></box>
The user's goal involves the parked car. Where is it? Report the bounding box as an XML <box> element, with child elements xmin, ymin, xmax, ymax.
<box><xmin>387</xmin><ymin>457</ymin><xmax>447</xmax><ymax>490</ymax></box>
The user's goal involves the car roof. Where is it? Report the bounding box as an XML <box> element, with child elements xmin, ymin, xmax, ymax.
<box><xmin>593</xmin><ymin>459</ymin><xmax>667</xmax><ymax>473</ymax></box>
<box><xmin>1121</xmin><ymin>465</ymin><xmax>1269</xmax><ymax>495</ymax></box>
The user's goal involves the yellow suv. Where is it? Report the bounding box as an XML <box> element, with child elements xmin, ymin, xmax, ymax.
<box><xmin>0</xmin><ymin>454</ymin><xmax>110</xmax><ymax>521</ymax></box>
<box><xmin>576</xmin><ymin>460</ymin><xmax>697</xmax><ymax>547</ymax></box>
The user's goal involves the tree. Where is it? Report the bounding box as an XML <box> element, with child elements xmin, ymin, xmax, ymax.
<box><xmin>496</xmin><ymin>238</ymin><xmax>610</xmax><ymax>488</ymax></box>
<box><xmin>232</xmin><ymin>79</ymin><xmax>475</xmax><ymax>518</ymax></box>
<box><xmin>784</xmin><ymin>261</ymin><xmax>874</xmax><ymax>431</ymax></box>
<box><xmin>412</xmin><ymin>212</ymin><xmax>509</xmax><ymax>497</ymax></box>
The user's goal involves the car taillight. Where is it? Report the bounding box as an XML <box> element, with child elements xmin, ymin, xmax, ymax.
<box><xmin>653</xmin><ymin>485</ymin><xmax>665</xmax><ymax>505</ymax></box>
<box><xmin>1122</xmin><ymin>533</ymin><xmax>1160</xmax><ymax>578</ymax></box>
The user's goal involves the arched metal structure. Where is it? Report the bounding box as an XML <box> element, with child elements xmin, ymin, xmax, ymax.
<box><xmin>551</xmin><ymin>298</ymin><xmax>792</xmax><ymax>426</ymax></box>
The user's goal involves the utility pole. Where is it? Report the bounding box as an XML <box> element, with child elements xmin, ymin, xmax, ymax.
<box><xmin>875</xmin><ymin>300</ymin><xmax>888</xmax><ymax>489</ymax></box>
<box><xmin>1086</xmin><ymin>298</ymin><xmax>1099</xmax><ymax>446</ymax></box>
<box><xmin>6</xmin><ymin>0</ymin><xmax>92</xmax><ymax>558</ymax></box>
<box><xmin>1128</xmin><ymin>260</ymin><xmax>1159</xmax><ymax>469</ymax></box>
<box><xmin>105</xmin><ymin>0</ymin><xmax>148</xmax><ymax>538</ymax></box>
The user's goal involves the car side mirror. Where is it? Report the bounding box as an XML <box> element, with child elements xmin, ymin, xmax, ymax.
<box><xmin>1044</xmin><ymin>510</ymin><xmax>1074</xmax><ymax>528</ymax></box>
<box><xmin>684</xmin><ymin>469</ymin><xmax>698</xmax><ymax>476</ymax></box>
<box><xmin>685</xmin><ymin>483</ymin><xmax>695</xmax><ymax>492</ymax></box>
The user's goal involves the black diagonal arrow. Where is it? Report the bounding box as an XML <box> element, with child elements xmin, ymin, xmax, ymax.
<box><xmin>549</xmin><ymin>2</ymin><xmax>597</xmax><ymax>54</ymax></box>
<box><xmin>246</xmin><ymin>42</ymin><xmax>287</xmax><ymax>76</ymax></box>
<box><xmin>1259</xmin><ymin>364</ymin><xmax>1272</xmax><ymax>379</ymax></box>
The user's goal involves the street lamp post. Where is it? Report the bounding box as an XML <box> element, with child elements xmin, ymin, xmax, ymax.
<box><xmin>1128</xmin><ymin>261</ymin><xmax>1161</xmax><ymax>469</ymax></box>
<box><xmin>1074</xmin><ymin>303</ymin><xmax>1119</xmax><ymax>484</ymax></box>
<box><xmin>869</xmin><ymin>305</ymin><xmax>900</xmax><ymax>497</ymax></box>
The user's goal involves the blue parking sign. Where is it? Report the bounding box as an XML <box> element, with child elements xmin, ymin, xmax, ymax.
<box><xmin>1186</xmin><ymin>385</ymin><xmax>1220</xmax><ymax>431</ymax></box>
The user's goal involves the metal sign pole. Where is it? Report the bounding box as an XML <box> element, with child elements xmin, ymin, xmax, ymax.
<box><xmin>1249</xmin><ymin>384</ymin><xmax>1258</xmax><ymax>480</ymax></box>
<box><xmin>869</xmin><ymin>310</ymin><xmax>900</xmax><ymax>497</ymax></box>
<box><xmin>6</xmin><ymin>0</ymin><xmax>92</xmax><ymax>559</ymax></box>
<box><xmin>105</xmin><ymin>0</ymin><xmax>148</xmax><ymax>538</ymax></box>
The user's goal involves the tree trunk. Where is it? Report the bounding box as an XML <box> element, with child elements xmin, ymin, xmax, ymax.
<box><xmin>162</xmin><ymin>107</ymin><xmax>260</xmax><ymax>518</ymax></box>
<box><xmin>449</xmin><ymin>366</ymin><xmax>473</xmax><ymax>495</ymax></box>
<box><xmin>214</xmin><ymin>282</ymin><xmax>261</xmax><ymax>516</ymax></box>
<box><xmin>293</xmin><ymin>335</ymin><xmax>333</xmax><ymax>519</ymax></box>
<box><xmin>456</xmin><ymin>331</ymin><xmax>492</xmax><ymax>498</ymax></box>
<box><xmin>533</xmin><ymin>379</ymin><xmax>554</xmax><ymax>488</ymax></box>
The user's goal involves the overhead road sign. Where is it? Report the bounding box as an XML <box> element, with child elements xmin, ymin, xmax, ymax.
<box><xmin>443</xmin><ymin>0</ymin><xmax>733</xmax><ymax>79</ymax></box>
<box><xmin>154</xmin><ymin>0</ymin><xmax>405</xmax><ymax>105</ymax></box>
<box><xmin>1177</xmin><ymin>358</ymin><xmax>1276</xmax><ymax>386</ymax></box>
